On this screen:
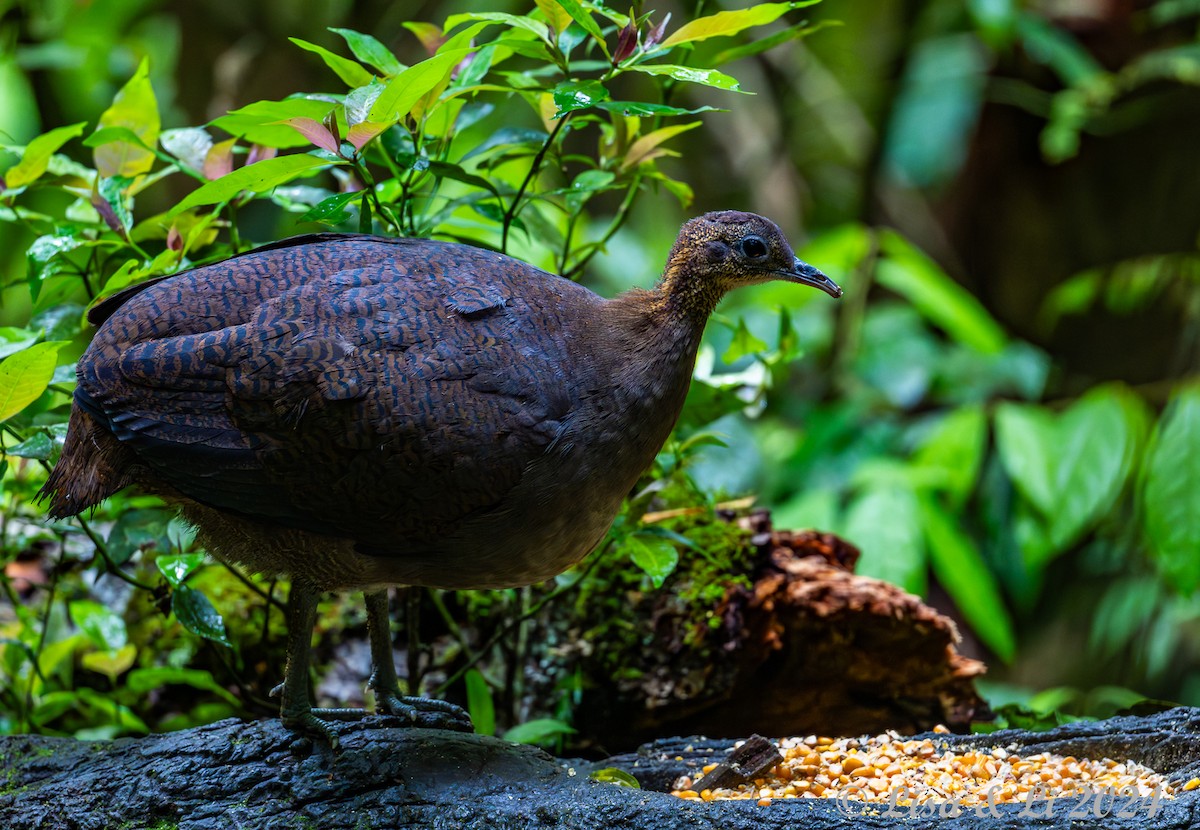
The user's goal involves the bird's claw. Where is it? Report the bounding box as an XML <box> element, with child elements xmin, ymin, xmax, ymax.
<box><xmin>377</xmin><ymin>693</ymin><xmax>474</xmax><ymax>732</ymax></box>
<box><xmin>282</xmin><ymin>708</ymin><xmax>342</xmax><ymax>749</ymax></box>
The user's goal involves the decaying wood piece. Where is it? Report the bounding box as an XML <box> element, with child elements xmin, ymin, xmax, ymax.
<box><xmin>1</xmin><ymin>709</ymin><xmax>1198</xmax><ymax>830</ymax></box>
<box><xmin>573</xmin><ymin>512</ymin><xmax>986</xmax><ymax>748</ymax></box>
<box><xmin>685</xmin><ymin>733</ymin><xmax>782</xmax><ymax>791</ymax></box>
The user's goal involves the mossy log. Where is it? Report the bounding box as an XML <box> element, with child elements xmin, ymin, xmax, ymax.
<box><xmin>2</xmin><ymin>709</ymin><xmax>1199</xmax><ymax>829</ymax></box>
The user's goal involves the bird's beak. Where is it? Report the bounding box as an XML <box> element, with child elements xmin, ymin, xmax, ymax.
<box><xmin>780</xmin><ymin>257</ymin><xmax>842</xmax><ymax>298</ymax></box>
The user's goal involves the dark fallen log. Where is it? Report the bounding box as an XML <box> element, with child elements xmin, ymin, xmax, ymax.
<box><xmin>2</xmin><ymin>708</ymin><xmax>1198</xmax><ymax>829</ymax></box>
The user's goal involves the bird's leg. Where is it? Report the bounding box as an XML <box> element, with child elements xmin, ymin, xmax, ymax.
<box><xmin>278</xmin><ymin>580</ymin><xmax>348</xmax><ymax>746</ymax></box>
<box><xmin>364</xmin><ymin>588</ymin><xmax>473</xmax><ymax>732</ymax></box>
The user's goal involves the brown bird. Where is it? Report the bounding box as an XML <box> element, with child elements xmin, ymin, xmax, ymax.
<box><xmin>41</xmin><ymin>211</ymin><xmax>840</xmax><ymax>743</ymax></box>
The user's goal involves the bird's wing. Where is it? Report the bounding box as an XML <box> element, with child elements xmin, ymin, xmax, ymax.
<box><xmin>77</xmin><ymin>238</ymin><xmax>590</xmax><ymax>549</ymax></box>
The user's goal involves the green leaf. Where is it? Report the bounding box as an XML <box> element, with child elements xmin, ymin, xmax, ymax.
<box><xmin>444</xmin><ymin>12</ymin><xmax>550</xmax><ymax>43</ymax></box>
<box><xmin>126</xmin><ymin>666</ymin><xmax>240</xmax><ymax>706</ymax></box>
<box><xmin>329</xmin><ymin>27</ymin><xmax>405</xmax><ymax>75</ymax></box>
<box><xmin>172</xmin><ymin>154</ymin><xmax>334</xmax><ymax>214</ymax></box>
<box><xmin>300</xmin><ymin>190</ymin><xmax>361</xmax><ymax>226</ymax></box>
<box><xmin>996</xmin><ymin>386</ymin><xmax>1140</xmax><ymax>557</ymax></box>
<box><xmin>912</xmin><ymin>405</ymin><xmax>986</xmax><ymax>506</ymax></box>
<box><xmin>0</xmin><ymin>342</ymin><xmax>64</xmax><ymax>421</ymax></box>
<box><xmin>368</xmin><ymin>49</ymin><xmax>471</xmax><ymax>124</ymax></box>
<box><xmin>289</xmin><ymin>37</ymin><xmax>376</xmax><ymax>87</ymax></box>
<box><xmin>1016</xmin><ymin>12</ymin><xmax>1104</xmax><ymax>86</ymax></box>
<box><xmin>552</xmin><ymin>79</ymin><xmax>610</xmax><ymax>117</ymax></box>
<box><xmin>81</xmin><ymin>644</ymin><xmax>137</xmax><ymax>683</ymax></box>
<box><xmin>595</xmin><ymin>101</ymin><xmax>720</xmax><ymax>117</ymax></box>
<box><xmin>0</xmin><ymin>328</ymin><xmax>39</xmax><ymax>361</ymax></box>
<box><xmin>160</xmin><ymin>126</ymin><xmax>213</xmax><ymax>172</ymax></box>
<box><xmin>589</xmin><ymin>767</ymin><xmax>641</xmax><ymax>788</ymax></box>
<box><xmin>156</xmin><ymin>553</ymin><xmax>207</xmax><ymax>588</ymax></box>
<box><xmin>920</xmin><ymin>494</ymin><xmax>1015</xmax><ymax>661</ymax></box>
<box><xmin>5</xmin><ymin>122</ymin><xmax>87</xmax><ymax>188</ymax></box>
<box><xmin>94</xmin><ymin>56</ymin><xmax>160</xmax><ymax>178</ymax></box>
<box><xmin>628</xmin><ymin>64</ymin><xmax>745</xmax><ymax>92</ymax></box>
<box><xmin>6</xmin><ymin>430</ymin><xmax>54</xmax><ymax>460</ymax></box>
<box><xmin>708</xmin><ymin>21</ymin><xmax>834</xmax><ymax>66</ymax></box>
<box><xmin>172</xmin><ymin>584</ymin><xmax>231</xmax><ymax>646</ymax></box>
<box><xmin>660</xmin><ymin>2</ymin><xmax>818</xmax><ymax>48</ymax></box>
<box><xmin>69</xmin><ymin>600</ymin><xmax>128</xmax><ymax>651</ymax></box>
<box><xmin>722</xmin><ymin>317</ymin><xmax>768</xmax><ymax>363</ymax></box>
<box><xmin>842</xmin><ymin>485</ymin><xmax>926</xmax><ymax>594</ymax></box>
<box><xmin>464</xmin><ymin>668</ymin><xmax>496</xmax><ymax>736</ymax></box>
<box><xmin>1142</xmin><ymin>383</ymin><xmax>1200</xmax><ymax>593</ymax></box>
<box><xmin>876</xmin><ymin>230</ymin><xmax>1006</xmax><ymax>353</ymax></box>
<box><xmin>211</xmin><ymin>98</ymin><xmax>338</xmax><ymax>147</ymax></box>
<box><xmin>626</xmin><ymin>535</ymin><xmax>679</xmax><ymax>588</ymax></box>
<box><xmin>552</xmin><ymin>0</ymin><xmax>610</xmax><ymax>57</ymax></box>
<box><xmin>502</xmin><ymin>718</ymin><xmax>576</xmax><ymax>745</ymax></box>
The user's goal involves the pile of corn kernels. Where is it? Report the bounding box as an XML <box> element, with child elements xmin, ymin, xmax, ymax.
<box><xmin>672</xmin><ymin>728</ymin><xmax>1197</xmax><ymax>807</ymax></box>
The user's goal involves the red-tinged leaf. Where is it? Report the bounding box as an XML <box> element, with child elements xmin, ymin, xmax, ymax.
<box><xmin>404</xmin><ymin>21</ymin><xmax>445</xmax><ymax>55</ymax></box>
<box><xmin>283</xmin><ymin>117</ymin><xmax>340</xmax><ymax>155</ymax></box>
<box><xmin>613</xmin><ymin>23</ymin><xmax>637</xmax><ymax>65</ymax></box>
<box><xmin>203</xmin><ymin>138</ymin><xmax>236</xmax><ymax>181</ymax></box>
<box><xmin>166</xmin><ymin>225</ymin><xmax>182</xmax><ymax>251</ymax></box>
<box><xmin>646</xmin><ymin>13</ymin><xmax>672</xmax><ymax>47</ymax></box>
<box><xmin>346</xmin><ymin>121</ymin><xmax>388</xmax><ymax>151</ymax></box>
<box><xmin>245</xmin><ymin>144</ymin><xmax>278</xmax><ymax>166</ymax></box>
<box><xmin>322</xmin><ymin>110</ymin><xmax>342</xmax><ymax>144</ymax></box>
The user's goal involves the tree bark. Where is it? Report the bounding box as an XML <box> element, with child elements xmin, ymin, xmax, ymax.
<box><xmin>2</xmin><ymin>708</ymin><xmax>1198</xmax><ymax>829</ymax></box>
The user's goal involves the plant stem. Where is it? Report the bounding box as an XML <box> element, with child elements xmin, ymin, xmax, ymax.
<box><xmin>502</xmin><ymin>113</ymin><xmax>571</xmax><ymax>254</ymax></box>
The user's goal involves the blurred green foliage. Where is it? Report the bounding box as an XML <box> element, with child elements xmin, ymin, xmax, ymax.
<box><xmin>0</xmin><ymin>0</ymin><xmax>1198</xmax><ymax>742</ymax></box>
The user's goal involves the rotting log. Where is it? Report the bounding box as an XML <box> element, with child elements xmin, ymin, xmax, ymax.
<box><xmin>2</xmin><ymin>708</ymin><xmax>1199</xmax><ymax>829</ymax></box>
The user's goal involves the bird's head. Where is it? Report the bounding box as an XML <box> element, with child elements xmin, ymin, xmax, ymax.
<box><xmin>659</xmin><ymin>211</ymin><xmax>841</xmax><ymax>316</ymax></box>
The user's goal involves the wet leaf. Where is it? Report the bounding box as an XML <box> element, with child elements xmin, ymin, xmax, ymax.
<box><xmin>172</xmin><ymin>584</ymin><xmax>232</xmax><ymax>647</ymax></box>
<box><xmin>628</xmin><ymin>64</ymin><xmax>744</xmax><ymax>92</ymax></box>
<box><xmin>626</xmin><ymin>535</ymin><xmax>679</xmax><ymax>588</ymax></box>
<box><xmin>156</xmin><ymin>553</ymin><xmax>207</xmax><ymax>588</ymax></box>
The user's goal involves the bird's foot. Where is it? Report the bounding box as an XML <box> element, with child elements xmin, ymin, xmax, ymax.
<box><xmin>376</xmin><ymin>692</ymin><xmax>474</xmax><ymax>732</ymax></box>
<box><xmin>281</xmin><ymin>707</ymin><xmax>344</xmax><ymax>750</ymax></box>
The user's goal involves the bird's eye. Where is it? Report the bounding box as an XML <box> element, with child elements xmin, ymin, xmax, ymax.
<box><xmin>739</xmin><ymin>236</ymin><xmax>769</xmax><ymax>260</ymax></box>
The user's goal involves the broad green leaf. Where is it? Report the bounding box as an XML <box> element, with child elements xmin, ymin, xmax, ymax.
<box><xmin>913</xmin><ymin>405</ymin><xmax>986</xmax><ymax>506</ymax></box>
<box><xmin>660</xmin><ymin>2</ymin><xmax>818</xmax><ymax>48</ymax></box>
<box><xmin>0</xmin><ymin>328</ymin><xmax>40</xmax><ymax>361</ymax></box>
<box><xmin>502</xmin><ymin>718</ymin><xmax>576</xmax><ymax>745</ymax></box>
<box><xmin>552</xmin><ymin>79</ymin><xmax>610</xmax><ymax>117</ymax></box>
<box><xmin>565</xmin><ymin>168</ymin><xmax>614</xmax><ymax>210</ymax></box>
<box><xmin>126</xmin><ymin>666</ymin><xmax>241</xmax><ymax>706</ymax></box>
<box><xmin>842</xmin><ymin>485</ymin><xmax>926</xmax><ymax>594</ymax></box>
<box><xmin>329</xmin><ymin>27</ymin><xmax>404</xmax><ymax>75</ymax></box>
<box><xmin>596</xmin><ymin>101</ymin><xmax>720</xmax><ymax>117</ymax></box>
<box><xmin>289</xmin><ymin>37</ymin><xmax>376</xmax><ymax>87</ymax></box>
<box><xmin>709</xmin><ymin>21</ymin><xmax>833</xmax><ymax>66</ymax></box>
<box><xmin>94</xmin><ymin>56</ymin><xmax>160</xmax><ymax>178</ymax></box>
<box><xmin>552</xmin><ymin>0</ymin><xmax>609</xmax><ymax>56</ymax></box>
<box><xmin>0</xmin><ymin>342</ymin><xmax>64</xmax><ymax>421</ymax></box>
<box><xmin>996</xmin><ymin>387</ymin><xmax>1140</xmax><ymax>556</ymax></box>
<box><xmin>622</xmin><ymin>121</ymin><xmax>700</xmax><ymax>170</ymax></box>
<box><xmin>534</xmin><ymin>0</ymin><xmax>573</xmax><ymax>34</ymax></box>
<box><xmin>156</xmin><ymin>553</ymin><xmax>207</xmax><ymax>588</ymax></box>
<box><xmin>444</xmin><ymin>12</ymin><xmax>550</xmax><ymax>43</ymax></box>
<box><xmin>920</xmin><ymin>495</ymin><xmax>1015</xmax><ymax>661</ymax></box>
<box><xmin>106</xmin><ymin>507</ymin><xmax>173</xmax><ymax>566</ymax></box>
<box><xmin>1142</xmin><ymin>383</ymin><xmax>1200</xmax><ymax>593</ymax></box>
<box><xmin>172</xmin><ymin>154</ymin><xmax>333</xmax><ymax>214</ymax></box>
<box><xmin>172</xmin><ymin>584</ymin><xmax>232</xmax><ymax>646</ymax></box>
<box><xmin>464</xmin><ymin>668</ymin><xmax>496</xmax><ymax>736</ymax></box>
<box><xmin>368</xmin><ymin>50</ymin><xmax>471</xmax><ymax>124</ymax></box>
<box><xmin>628</xmin><ymin>64</ymin><xmax>745</xmax><ymax>92</ymax></box>
<box><xmin>589</xmin><ymin>768</ymin><xmax>641</xmax><ymax>788</ymax></box>
<box><xmin>723</xmin><ymin>317</ymin><xmax>768</xmax><ymax>363</ymax></box>
<box><xmin>69</xmin><ymin>600</ymin><xmax>128</xmax><ymax>651</ymax></box>
<box><xmin>627</xmin><ymin>535</ymin><xmax>679</xmax><ymax>588</ymax></box>
<box><xmin>211</xmin><ymin>98</ymin><xmax>337</xmax><ymax>148</ymax></box>
<box><xmin>876</xmin><ymin>230</ymin><xmax>1006</xmax><ymax>353</ymax></box>
<box><xmin>82</xmin><ymin>644</ymin><xmax>137</xmax><ymax>683</ymax></box>
<box><xmin>994</xmin><ymin>402</ymin><xmax>1057</xmax><ymax>512</ymax></box>
<box><xmin>6</xmin><ymin>430</ymin><xmax>54</xmax><ymax>460</ymax></box>
<box><xmin>300</xmin><ymin>191</ymin><xmax>361</xmax><ymax>226</ymax></box>
<box><xmin>5</xmin><ymin>122</ymin><xmax>87</xmax><ymax>188</ymax></box>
